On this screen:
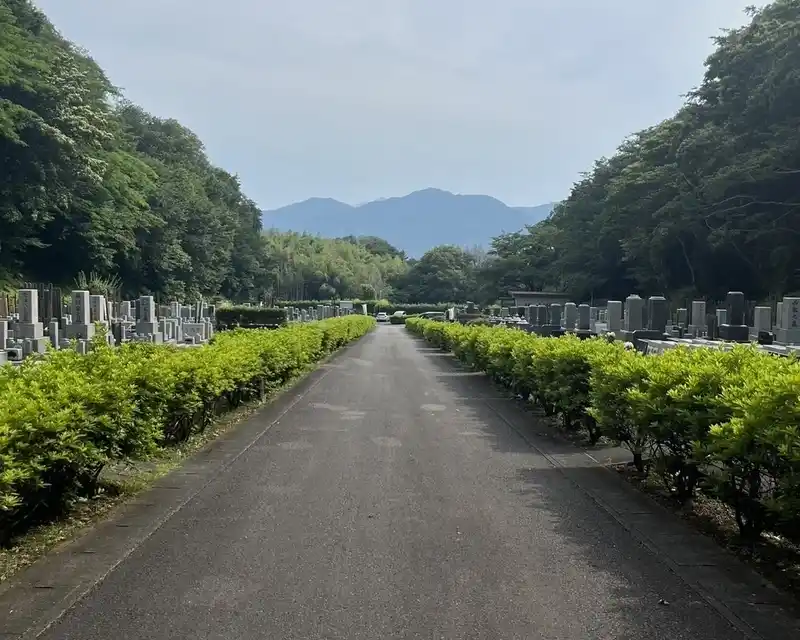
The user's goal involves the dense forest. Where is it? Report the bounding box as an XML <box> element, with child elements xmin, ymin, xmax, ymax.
<box><xmin>2</xmin><ymin>1</ymin><xmax>799</xmax><ymax>305</ymax></box>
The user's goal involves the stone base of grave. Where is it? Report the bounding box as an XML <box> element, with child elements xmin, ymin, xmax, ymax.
<box><xmin>0</xmin><ymin>350</ymin><xmax>6</xmax><ymax>364</ymax></box>
<box><xmin>776</xmin><ymin>328</ymin><xmax>800</xmax><ymax>344</ymax></box>
<box><xmin>624</xmin><ymin>329</ymin><xmax>665</xmax><ymax>347</ymax></box>
<box><xmin>23</xmin><ymin>337</ymin><xmax>49</xmax><ymax>355</ymax></box>
<box><xmin>542</xmin><ymin>326</ymin><xmax>565</xmax><ymax>338</ymax></box>
<box><xmin>719</xmin><ymin>324</ymin><xmax>750</xmax><ymax>343</ymax></box>
<box><xmin>135</xmin><ymin>321</ymin><xmax>159</xmax><ymax>335</ymax></box>
<box><xmin>17</xmin><ymin>322</ymin><xmax>44</xmax><ymax>339</ymax></box>
<box><xmin>66</xmin><ymin>323</ymin><xmax>96</xmax><ymax>340</ymax></box>
<box><xmin>687</xmin><ymin>324</ymin><xmax>705</xmax><ymax>338</ymax></box>
<box><xmin>575</xmin><ymin>330</ymin><xmax>594</xmax><ymax>340</ymax></box>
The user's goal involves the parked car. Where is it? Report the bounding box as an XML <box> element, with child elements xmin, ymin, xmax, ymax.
<box><xmin>418</xmin><ymin>311</ymin><xmax>446</xmax><ymax>322</ymax></box>
<box><xmin>375</xmin><ymin>312</ymin><xmax>389</xmax><ymax>322</ymax></box>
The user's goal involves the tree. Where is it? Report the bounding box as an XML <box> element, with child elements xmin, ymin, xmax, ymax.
<box><xmin>393</xmin><ymin>245</ymin><xmax>477</xmax><ymax>303</ymax></box>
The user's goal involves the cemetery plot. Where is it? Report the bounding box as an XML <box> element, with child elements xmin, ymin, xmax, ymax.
<box><xmin>0</xmin><ymin>288</ymin><xmax>364</xmax><ymax>367</ymax></box>
<box><xmin>456</xmin><ymin>291</ymin><xmax>800</xmax><ymax>358</ymax></box>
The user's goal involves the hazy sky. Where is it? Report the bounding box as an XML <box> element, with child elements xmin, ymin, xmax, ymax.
<box><xmin>34</xmin><ymin>1</ymin><xmax>754</xmax><ymax>209</ymax></box>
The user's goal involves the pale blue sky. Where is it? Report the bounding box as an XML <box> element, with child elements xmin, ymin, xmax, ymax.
<box><xmin>34</xmin><ymin>1</ymin><xmax>754</xmax><ymax>209</ymax></box>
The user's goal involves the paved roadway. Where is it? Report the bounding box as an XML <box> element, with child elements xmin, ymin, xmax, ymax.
<box><xmin>27</xmin><ymin>326</ymin><xmax>784</xmax><ymax>638</ymax></box>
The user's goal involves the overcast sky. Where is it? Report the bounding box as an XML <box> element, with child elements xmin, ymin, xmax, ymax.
<box><xmin>34</xmin><ymin>1</ymin><xmax>755</xmax><ymax>209</ymax></box>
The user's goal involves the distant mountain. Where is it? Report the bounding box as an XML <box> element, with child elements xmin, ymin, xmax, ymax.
<box><xmin>261</xmin><ymin>188</ymin><xmax>554</xmax><ymax>257</ymax></box>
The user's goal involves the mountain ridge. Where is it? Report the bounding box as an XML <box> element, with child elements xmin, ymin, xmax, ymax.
<box><xmin>262</xmin><ymin>188</ymin><xmax>554</xmax><ymax>257</ymax></box>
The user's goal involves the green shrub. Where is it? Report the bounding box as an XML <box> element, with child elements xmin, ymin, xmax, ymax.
<box><xmin>215</xmin><ymin>306</ymin><xmax>287</xmax><ymax>329</ymax></box>
<box><xmin>0</xmin><ymin>315</ymin><xmax>374</xmax><ymax>543</ymax></box>
<box><xmin>407</xmin><ymin>318</ymin><xmax>800</xmax><ymax>542</ymax></box>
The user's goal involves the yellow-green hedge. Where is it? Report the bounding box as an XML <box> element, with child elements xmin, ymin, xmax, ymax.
<box><xmin>406</xmin><ymin>317</ymin><xmax>800</xmax><ymax>542</ymax></box>
<box><xmin>0</xmin><ymin>315</ymin><xmax>374</xmax><ymax>543</ymax></box>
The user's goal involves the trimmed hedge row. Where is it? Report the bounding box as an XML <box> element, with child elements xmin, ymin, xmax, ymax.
<box><xmin>216</xmin><ymin>306</ymin><xmax>287</xmax><ymax>328</ymax></box>
<box><xmin>0</xmin><ymin>315</ymin><xmax>374</xmax><ymax>543</ymax></box>
<box><xmin>273</xmin><ymin>300</ymin><xmax>455</xmax><ymax>315</ymax></box>
<box><xmin>406</xmin><ymin>317</ymin><xmax>800</xmax><ymax>542</ymax></box>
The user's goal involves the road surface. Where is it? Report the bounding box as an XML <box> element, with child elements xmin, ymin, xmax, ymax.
<box><xmin>17</xmin><ymin>326</ymin><xmax>793</xmax><ymax>638</ymax></box>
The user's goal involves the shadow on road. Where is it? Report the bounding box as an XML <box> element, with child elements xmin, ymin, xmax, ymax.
<box><xmin>408</xmin><ymin>335</ymin><xmax>760</xmax><ymax>640</ymax></box>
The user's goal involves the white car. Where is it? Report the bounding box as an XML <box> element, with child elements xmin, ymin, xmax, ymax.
<box><xmin>375</xmin><ymin>312</ymin><xmax>389</xmax><ymax>322</ymax></box>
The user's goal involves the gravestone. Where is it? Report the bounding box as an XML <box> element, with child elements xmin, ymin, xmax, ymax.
<box><xmin>135</xmin><ymin>295</ymin><xmax>161</xmax><ymax>338</ymax></box>
<box><xmin>752</xmin><ymin>306</ymin><xmax>771</xmax><ymax>338</ymax></box>
<box><xmin>706</xmin><ymin>313</ymin><xmax>719</xmax><ymax>340</ymax></box>
<box><xmin>564</xmin><ymin>303</ymin><xmax>577</xmax><ymax>330</ymax></box>
<box><xmin>0</xmin><ymin>319</ymin><xmax>8</xmax><ymax>349</ymax></box>
<box><xmin>89</xmin><ymin>295</ymin><xmax>107</xmax><ymax>326</ymax></box>
<box><xmin>648</xmin><ymin>296</ymin><xmax>668</xmax><ymax>334</ymax></box>
<box><xmin>542</xmin><ymin>303</ymin><xmax>565</xmax><ymax>337</ymax></box>
<box><xmin>72</xmin><ymin>290</ymin><xmax>90</xmax><ymax>325</ymax></box>
<box><xmin>577</xmin><ymin>304</ymin><xmax>591</xmax><ymax>331</ymax></box>
<box><xmin>48</xmin><ymin>320</ymin><xmax>59</xmax><ymax>349</ymax></box>
<box><xmin>625</xmin><ymin>296</ymin><xmax>667</xmax><ymax>345</ymax></box>
<box><xmin>183</xmin><ymin>322</ymin><xmax>206</xmax><ymax>342</ymax></box>
<box><xmin>17</xmin><ymin>289</ymin><xmax>44</xmax><ymax>339</ymax></box>
<box><xmin>777</xmin><ymin>296</ymin><xmax>800</xmax><ymax>344</ymax></box>
<box><xmin>536</xmin><ymin>305</ymin><xmax>548</xmax><ymax>327</ymax></box>
<box><xmin>676</xmin><ymin>308</ymin><xmax>688</xmax><ymax>326</ymax></box>
<box><xmin>624</xmin><ymin>295</ymin><xmax>644</xmax><ymax>331</ymax></box>
<box><xmin>621</xmin><ymin>295</ymin><xmax>644</xmax><ymax>341</ymax></box>
<box><xmin>689</xmin><ymin>300</ymin><xmax>707</xmax><ymax>337</ymax></box>
<box><xmin>719</xmin><ymin>291</ymin><xmax>749</xmax><ymax>342</ymax></box>
<box><xmin>607</xmin><ymin>301</ymin><xmax>622</xmax><ymax>336</ymax></box>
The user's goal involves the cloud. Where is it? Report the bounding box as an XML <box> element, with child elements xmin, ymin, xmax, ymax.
<box><xmin>34</xmin><ymin>0</ymin><xmax>755</xmax><ymax>207</ymax></box>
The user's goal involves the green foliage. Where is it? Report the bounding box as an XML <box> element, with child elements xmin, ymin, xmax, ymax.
<box><xmin>406</xmin><ymin>317</ymin><xmax>800</xmax><ymax>543</ymax></box>
<box><xmin>0</xmin><ymin>315</ymin><xmax>374</xmax><ymax>543</ymax></box>
<box><xmin>215</xmin><ymin>306</ymin><xmax>287</xmax><ymax>329</ymax></box>
<box><xmin>261</xmin><ymin>231</ymin><xmax>408</xmax><ymax>302</ymax></box>
<box><xmin>392</xmin><ymin>245</ymin><xmax>480</xmax><ymax>303</ymax></box>
<box><xmin>274</xmin><ymin>299</ymin><xmax>453</xmax><ymax>315</ymax></box>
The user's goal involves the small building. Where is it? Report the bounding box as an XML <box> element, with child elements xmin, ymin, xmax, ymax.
<box><xmin>509</xmin><ymin>290</ymin><xmax>572</xmax><ymax>307</ymax></box>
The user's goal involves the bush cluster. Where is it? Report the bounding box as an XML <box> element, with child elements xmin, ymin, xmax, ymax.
<box><xmin>273</xmin><ymin>300</ymin><xmax>454</xmax><ymax>315</ymax></box>
<box><xmin>0</xmin><ymin>316</ymin><xmax>374</xmax><ymax>543</ymax></box>
<box><xmin>215</xmin><ymin>306</ymin><xmax>288</xmax><ymax>329</ymax></box>
<box><xmin>406</xmin><ymin>317</ymin><xmax>800</xmax><ymax>543</ymax></box>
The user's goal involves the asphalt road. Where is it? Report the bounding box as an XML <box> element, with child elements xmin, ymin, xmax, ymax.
<box><xmin>35</xmin><ymin>326</ymin><xmax>760</xmax><ymax>639</ymax></box>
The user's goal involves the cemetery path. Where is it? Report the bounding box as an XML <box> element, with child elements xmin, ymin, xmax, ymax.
<box><xmin>11</xmin><ymin>326</ymin><xmax>798</xmax><ymax>639</ymax></box>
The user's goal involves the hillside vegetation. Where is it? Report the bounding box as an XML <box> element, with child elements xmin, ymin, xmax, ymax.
<box><xmin>478</xmin><ymin>1</ymin><xmax>800</xmax><ymax>303</ymax></box>
<box><xmin>0</xmin><ymin>1</ymin><xmax>406</xmax><ymax>302</ymax></box>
